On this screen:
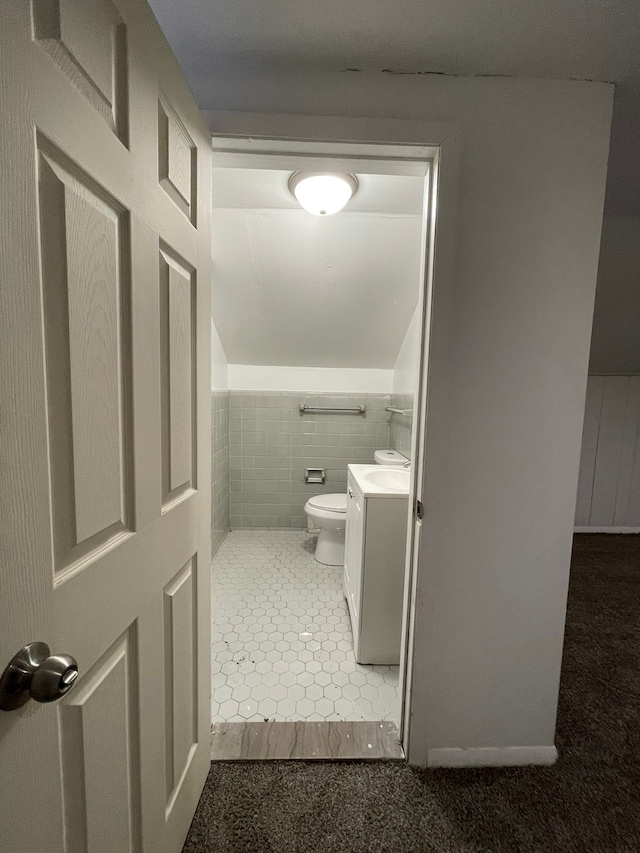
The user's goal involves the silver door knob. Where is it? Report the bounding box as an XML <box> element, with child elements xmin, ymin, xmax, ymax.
<box><xmin>0</xmin><ymin>642</ymin><xmax>79</xmax><ymax>711</ymax></box>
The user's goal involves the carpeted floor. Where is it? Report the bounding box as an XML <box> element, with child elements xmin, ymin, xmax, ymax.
<box><xmin>183</xmin><ymin>534</ymin><xmax>640</xmax><ymax>853</ymax></box>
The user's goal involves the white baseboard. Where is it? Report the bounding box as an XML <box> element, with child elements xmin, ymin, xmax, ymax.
<box><xmin>574</xmin><ymin>526</ymin><xmax>640</xmax><ymax>533</ymax></box>
<box><xmin>427</xmin><ymin>745</ymin><xmax>558</xmax><ymax>768</ymax></box>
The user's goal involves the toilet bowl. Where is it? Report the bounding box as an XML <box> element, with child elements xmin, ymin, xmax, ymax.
<box><xmin>305</xmin><ymin>449</ymin><xmax>408</xmax><ymax>565</ymax></box>
<box><xmin>304</xmin><ymin>493</ymin><xmax>347</xmax><ymax>566</ymax></box>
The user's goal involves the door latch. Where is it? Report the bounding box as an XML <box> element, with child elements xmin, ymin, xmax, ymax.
<box><xmin>0</xmin><ymin>643</ymin><xmax>78</xmax><ymax>711</ymax></box>
<box><xmin>415</xmin><ymin>499</ymin><xmax>424</xmax><ymax>520</ymax></box>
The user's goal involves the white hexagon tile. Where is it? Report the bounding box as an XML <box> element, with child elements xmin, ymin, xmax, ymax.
<box><xmin>211</xmin><ymin>531</ymin><xmax>400</xmax><ymax>723</ymax></box>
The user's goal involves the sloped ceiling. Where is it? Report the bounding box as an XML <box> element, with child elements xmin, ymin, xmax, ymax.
<box><xmin>211</xmin><ymin>169</ymin><xmax>423</xmax><ymax>368</ymax></box>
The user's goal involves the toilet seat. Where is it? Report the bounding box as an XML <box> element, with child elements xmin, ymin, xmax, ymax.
<box><xmin>306</xmin><ymin>493</ymin><xmax>347</xmax><ymax>514</ymax></box>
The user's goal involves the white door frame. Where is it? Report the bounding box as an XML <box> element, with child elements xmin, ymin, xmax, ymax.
<box><xmin>208</xmin><ymin>114</ymin><xmax>461</xmax><ymax>766</ymax></box>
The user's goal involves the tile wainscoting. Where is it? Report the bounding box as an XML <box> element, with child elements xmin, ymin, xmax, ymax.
<box><xmin>388</xmin><ymin>392</ymin><xmax>414</xmax><ymax>460</ymax></box>
<box><xmin>229</xmin><ymin>392</ymin><xmax>391</xmax><ymax>529</ymax></box>
<box><xmin>211</xmin><ymin>390</ymin><xmax>230</xmax><ymax>556</ymax></box>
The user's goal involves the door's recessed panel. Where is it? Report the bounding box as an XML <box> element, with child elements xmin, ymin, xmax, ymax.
<box><xmin>163</xmin><ymin>558</ymin><xmax>198</xmax><ymax>812</ymax></box>
<box><xmin>158</xmin><ymin>99</ymin><xmax>196</xmax><ymax>223</ymax></box>
<box><xmin>159</xmin><ymin>246</ymin><xmax>196</xmax><ymax>508</ymax></box>
<box><xmin>58</xmin><ymin>628</ymin><xmax>141</xmax><ymax>853</ymax></box>
<box><xmin>38</xmin><ymin>142</ymin><xmax>133</xmax><ymax>574</ymax></box>
<box><xmin>32</xmin><ymin>0</ymin><xmax>128</xmax><ymax>142</ymax></box>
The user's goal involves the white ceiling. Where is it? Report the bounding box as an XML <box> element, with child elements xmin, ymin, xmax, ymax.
<box><xmin>213</xmin><ymin>169</ymin><xmax>424</xmax><ymax>215</ymax></box>
<box><xmin>211</xmin><ymin>169</ymin><xmax>423</xmax><ymax>368</ymax></box>
<box><xmin>150</xmin><ymin>0</ymin><xmax>640</xmax><ymax>88</ymax></box>
<box><xmin>151</xmin><ymin>0</ymin><xmax>640</xmax><ymax>216</ymax></box>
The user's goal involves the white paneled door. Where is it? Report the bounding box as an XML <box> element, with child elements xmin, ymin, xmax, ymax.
<box><xmin>0</xmin><ymin>2</ymin><xmax>212</xmax><ymax>852</ymax></box>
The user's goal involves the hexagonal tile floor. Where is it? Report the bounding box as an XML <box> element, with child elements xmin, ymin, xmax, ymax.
<box><xmin>211</xmin><ymin>531</ymin><xmax>400</xmax><ymax>723</ymax></box>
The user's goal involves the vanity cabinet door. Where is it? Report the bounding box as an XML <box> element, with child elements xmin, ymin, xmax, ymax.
<box><xmin>344</xmin><ymin>481</ymin><xmax>365</xmax><ymax>630</ymax></box>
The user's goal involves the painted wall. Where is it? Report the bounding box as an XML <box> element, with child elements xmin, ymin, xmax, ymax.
<box><xmin>227</xmin><ymin>365</ymin><xmax>393</xmax><ymax>394</ymax></box>
<box><xmin>575</xmin><ymin>217</ymin><xmax>640</xmax><ymax>532</ymax></box>
<box><xmin>589</xmin><ymin>216</ymin><xmax>640</xmax><ymax>374</ymax></box>
<box><xmin>603</xmin><ymin>76</ymin><xmax>640</xmax><ymax>218</ymax></box>
<box><xmin>210</xmin><ymin>320</ymin><xmax>229</xmax><ymax>555</ymax></box>
<box><xmin>210</xmin><ymin>391</ymin><xmax>230</xmax><ymax>555</ymax></box>
<box><xmin>575</xmin><ymin>375</ymin><xmax>640</xmax><ymax>530</ymax></box>
<box><xmin>389</xmin><ymin>305</ymin><xmax>421</xmax><ymax>459</ymax></box>
<box><xmin>229</xmin><ymin>392</ymin><xmax>390</xmax><ymax>528</ymax></box>
<box><xmin>210</xmin><ymin>317</ymin><xmax>228</xmax><ymax>391</ymax></box>
<box><xmin>207</xmin><ymin>75</ymin><xmax>613</xmax><ymax>762</ymax></box>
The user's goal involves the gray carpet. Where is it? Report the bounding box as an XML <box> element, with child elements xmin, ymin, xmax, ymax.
<box><xmin>184</xmin><ymin>534</ymin><xmax>640</xmax><ymax>853</ymax></box>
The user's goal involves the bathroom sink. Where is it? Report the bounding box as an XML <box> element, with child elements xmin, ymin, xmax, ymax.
<box><xmin>359</xmin><ymin>466</ymin><xmax>410</xmax><ymax>492</ymax></box>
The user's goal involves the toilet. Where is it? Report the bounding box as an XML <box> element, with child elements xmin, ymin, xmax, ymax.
<box><xmin>304</xmin><ymin>448</ymin><xmax>408</xmax><ymax>565</ymax></box>
<box><xmin>372</xmin><ymin>449</ymin><xmax>408</xmax><ymax>466</ymax></box>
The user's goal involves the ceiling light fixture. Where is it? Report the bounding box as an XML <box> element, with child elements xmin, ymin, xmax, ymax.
<box><xmin>288</xmin><ymin>171</ymin><xmax>358</xmax><ymax>216</ymax></box>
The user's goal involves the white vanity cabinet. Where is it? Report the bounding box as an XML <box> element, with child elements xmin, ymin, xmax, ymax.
<box><xmin>343</xmin><ymin>466</ymin><xmax>408</xmax><ymax>665</ymax></box>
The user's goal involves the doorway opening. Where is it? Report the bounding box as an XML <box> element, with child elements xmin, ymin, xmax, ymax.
<box><xmin>208</xmin><ymin>138</ymin><xmax>438</xmax><ymax>760</ymax></box>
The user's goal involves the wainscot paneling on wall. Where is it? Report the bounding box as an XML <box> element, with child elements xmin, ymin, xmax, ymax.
<box><xmin>575</xmin><ymin>375</ymin><xmax>640</xmax><ymax>530</ymax></box>
<box><xmin>230</xmin><ymin>392</ymin><xmax>391</xmax><ymax>529</ymax></box>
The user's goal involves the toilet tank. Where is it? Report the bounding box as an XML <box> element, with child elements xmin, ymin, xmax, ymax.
<box><xmin>373</xmin><ymin>449</ymin><xmax>408</xmax><ymax>466</ymax></box>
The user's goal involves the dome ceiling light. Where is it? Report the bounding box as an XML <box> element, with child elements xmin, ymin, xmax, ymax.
<box><xmin>288</xmin><ymin>172</ymin><xmax>358</xmax><ymax>216</ymax></box>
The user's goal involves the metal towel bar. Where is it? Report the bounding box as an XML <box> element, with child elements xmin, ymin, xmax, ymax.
<box><xmin>385</xmin><ymin>406</ymin><xmax>413</xmax><ymax>415</ymax></box>
<box><xmin>299</xmin><ymin>404</ymin><xmax>366</xmax><ymax>415</ymax></box>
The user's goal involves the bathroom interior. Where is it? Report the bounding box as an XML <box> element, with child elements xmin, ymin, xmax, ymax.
<box><xmin>209</xmin><ymin>156</ymin><xmax>428</xmax><ymax>730</ymax></box>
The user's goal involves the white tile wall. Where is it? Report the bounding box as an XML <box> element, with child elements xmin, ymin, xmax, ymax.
<box><xmin>211</xmin><ymin>531</ymin><xmax>400</xmax><ymax>722</ymax></box>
